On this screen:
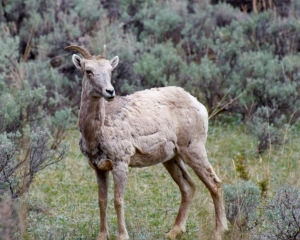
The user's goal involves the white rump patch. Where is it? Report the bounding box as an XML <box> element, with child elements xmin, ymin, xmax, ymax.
<box><xmin>189</xmin><ymin>94</ymin><xmax>208</xmax><ymax>133</ymax></box>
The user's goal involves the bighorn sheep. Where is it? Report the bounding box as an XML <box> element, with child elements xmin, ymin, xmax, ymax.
<box><xmin>65</xmin><ymin>45</ymin><xmax>228</xmax><ymax>240</ymax></box>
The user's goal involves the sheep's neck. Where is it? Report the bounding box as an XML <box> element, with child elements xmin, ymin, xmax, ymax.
<box><xmin>79</xmin><ymin>94</ymin><xmax>105</xmax><ymax>145</ymax></box>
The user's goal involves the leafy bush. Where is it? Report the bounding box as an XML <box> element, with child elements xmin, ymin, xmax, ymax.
<box><xmin>247</xmin><ymin>106</ymin><xmax>287</xmax><ymax>154</ymax></box>
<box><xmin>0</xmin><ymin>129</ymin><xmax>66</xmax><ymax>199</ymax></box>
<box><xmin>0</xmin><ymin>61</ymin><xmax>71</xmax><ymax>200</ymax></box>
<box><xmin>259</xmin><ymin>187</ymin><xmax>300</xmax><ymax>240</ymax></box>
<box><xmin>133</xmin><ymin>42</ymin><xmax>190</xmax><ymax>88</ymax></box>
<box><xmin>224</xmin><ymin>181</ymin><xmax>261</xmax><ymax>232</ymax></box>
<box><xmin>224</xmin><ymin>183</ymin><xmax>300</xmax><ymax>239</ymax></box>
<box><xmin>0</xmin><ymin>5</ymin><xmax>74</xmax><ymax>237</ymax></box>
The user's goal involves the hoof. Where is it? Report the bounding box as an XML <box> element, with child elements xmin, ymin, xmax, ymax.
<box><xmin>213</xmin><ymin>226</ymin><xmax>228</xmax><ymax>240</ymax></box>
<box><xmin>116</xmin><ymin>233</ymin><xmax>129</xmax><ymax>240</ymax></box>
<box><xmin>213</xmin><ymin>232</ymin><xmax>222</xmax><ymax>240</ymax></box>
<box><xmin>213</xmin><ymin>220</ymin><xmax>228</xmax><ymax>240</ymax></box>
<box><xmin>97</xmin><ymin>232</ymin><xmax>109</xmax><ymax>240</ymax></box>
<box><xmin>166</xmin><ymin>225</ymin><xmax>185</xmax><ymax>239</ymax></box>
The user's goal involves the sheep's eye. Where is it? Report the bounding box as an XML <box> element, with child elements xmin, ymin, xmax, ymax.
<box><xmin>86</xmin><ymin>70</ymin><xmax>93</xmax><ymax>75</ymax></box>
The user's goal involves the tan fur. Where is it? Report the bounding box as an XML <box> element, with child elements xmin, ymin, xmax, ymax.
<box><xmin>66</xmin><ymin>45</ymin><xmax>228</xmax><ymax>240</ymax></box>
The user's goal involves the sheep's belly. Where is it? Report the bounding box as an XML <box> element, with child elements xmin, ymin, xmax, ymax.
<box><xmin>129</xmin><ymin>140</ymin><xmax>176</xmax><ymax>167</ymax></box>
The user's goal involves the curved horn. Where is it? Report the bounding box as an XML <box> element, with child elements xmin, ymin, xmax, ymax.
<box><xmin>101</xmin><ymin>45</ymin><xmax>106</xmax><ymax>59</ymax></box>
<box><xmin>65</xmin><ymin>45</ymin><xmax>92</xmax><ymax>59</ymax></box>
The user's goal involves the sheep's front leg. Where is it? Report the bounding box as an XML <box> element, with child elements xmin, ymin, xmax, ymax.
<box><xmin>95</xmin><ymin>169</ymin><xmax>110</xmax><ymax>240</ymax></box>
<box><xmin>113</xmin><ymin>161</ymin><xmax>129</xmax><ymax>240</ymax></box>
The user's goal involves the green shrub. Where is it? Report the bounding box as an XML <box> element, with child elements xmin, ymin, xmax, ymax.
<box><xmin>224</xmin><ymin>184</ymin><xmax>300</xmax><ymax>239</ymax></box>
<box><xmin>247</xmin><ymin>106</ymin><xmax>287</xmax><ymax>154</ymax></box>
<box><xmin>0</xmin><ymin>9</ymin><xmax>72</xmax><ymax>238</ymax></box>
<box><xmin>138</xmin><ymin>4</ymin><xmax>183</xmax><ymax>43</ymax></box>
<box><xmin>224</xmin><ymin>181</ymin><xmax>261</xmax><ymax>232</ymax></box>
<box><xmin>259</xmin><ymin>187</ymin><xmax>300</xmax><ymax>240</ymax></box>
<box><xmin>0</xmin><ymin>129</ymin><xmax>66</xmax><ymax>199</ymax></box>
<box><xmin>133</xmin><ymin>42</ymin><xmax>190</xmax><ymax>89</ymax></box>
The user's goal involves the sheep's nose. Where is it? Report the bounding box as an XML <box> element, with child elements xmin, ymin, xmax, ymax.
<box><xmin>106</xmin><ymin>89</ymin><xmax>115</xmax><ymax>96</ymax></box>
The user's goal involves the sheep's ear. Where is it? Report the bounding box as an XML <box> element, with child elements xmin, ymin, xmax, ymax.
<box><xmin>72</xmin><ymin>54</ymin><xmax>83</xmax><ymax>70</ymax></box>
<box><xmin>110</xmin><ymin>56</ymin><xmax>119</xmax><ymax>69</ymax></box>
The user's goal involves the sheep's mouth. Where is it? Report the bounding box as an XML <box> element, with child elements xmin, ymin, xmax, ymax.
<box><xmin>105</xmin><ymin>96</ymin><xmax>115</xmax><ymax>102</ymax></box>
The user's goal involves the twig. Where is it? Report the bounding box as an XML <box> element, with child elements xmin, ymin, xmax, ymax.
<box><xmin>22</xmin><ymin>26</ymin><xmax>35</xmax><ymax>62</ymax></box>
<box><xmin>281</xmin><ymin>105</ymin><xmax>300</xmax><ymax>155</ymax></box>
<box><xmin>209</xmin><ymin>91</ymin><xmax>245</xmax><ymax>119</ymax></box>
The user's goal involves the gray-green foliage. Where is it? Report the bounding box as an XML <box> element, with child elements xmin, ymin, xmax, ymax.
<box><xmin>3</xmin><ymin>0</ymin><xmax>300</xmax><ymax>118</ymax></box>
<box><xmin>248</xmin><ymin>106</ymin><xmax>287</xmax><ymax>154</ymax></box>
<box><xmin>260</xmin><ymin>187</ymin><xmax>300</xmax><ymax>240</ymax></box>
<box><xmin>237</xmin><ymin>53</ymin><xmax>300</xmax><ymax>153</ymax></box>
<box><xmin>224</xmin><ymin>181</ymin><xmax>261</xmax><ymax>232</ymax></box>
<box><xmin>0</xmin><ymin>67</ymin><xmax>70</xmax><ymax>197</ymax></box>
<box><xmin>0</xmin><ymin>1</ymin><xmax>74</xmax><ymax>202</ymax></box>
<box><xmin>134</xmin><ymin>42</ymin><xmax>190</xmax><ymax>88</ymax></box>
<box><xmin>0</xmin><ymin>129</ymin><xmax>66</xmax><ymax>199</ymax></box>
<box><xmin>234</xmin><ymin>52</ymin><xmax>300</xmax><ymax>115</ymax></box>
<box><xmin>138</xmin><ymin>3</ymin><xmax>183</xmax><ymax>42</ymax></box>
<box><xmin>245</xmin><ymin>186</ymin><xmax>300</xmax><ymax>240</ymax></box>
<box><xmin>183</xmin><ymin>8</ymin><xmax>300</xmax><ymax>153</ymax></box>
<box><xmin>224</xmin><ymin>183</ymin><xmax>300</xmax><ymax>239</ymax></box>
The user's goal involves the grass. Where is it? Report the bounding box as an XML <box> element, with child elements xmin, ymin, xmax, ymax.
<box><xmin>25</xmin><ymin>121</ymin><xmax>300</xmax><ymax>239</ymax></box>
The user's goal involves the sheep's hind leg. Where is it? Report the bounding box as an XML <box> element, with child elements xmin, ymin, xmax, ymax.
<box><xmin>179</xmin><ymin>142</ymin><xmax>228</xmax><ymax>240</ymax></box>
<box><xmin>163</xmin><ymin>156</ymin><xmax>196</xmax><ymax>240</ymax></box>
<box><xmin>112</xmin><ymin>162</ymin><xmax>129</xmax><ymax>240</ymax></box>
<box><xmin>95</xmin><ymin>169</ymin><xmax>110</xmax><ymax>240</ymax></box>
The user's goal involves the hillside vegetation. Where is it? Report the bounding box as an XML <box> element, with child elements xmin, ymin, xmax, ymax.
<box><xmin>1</xmin><ymin>0</ymin><xmax>300</xmax><ymax>239</ymax></box>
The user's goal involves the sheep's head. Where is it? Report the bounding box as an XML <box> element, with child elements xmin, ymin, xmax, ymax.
<box><xmin>65</xmin><ymin>45</ymin><xmax>119</xmax><ymax>101</ymax></box>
